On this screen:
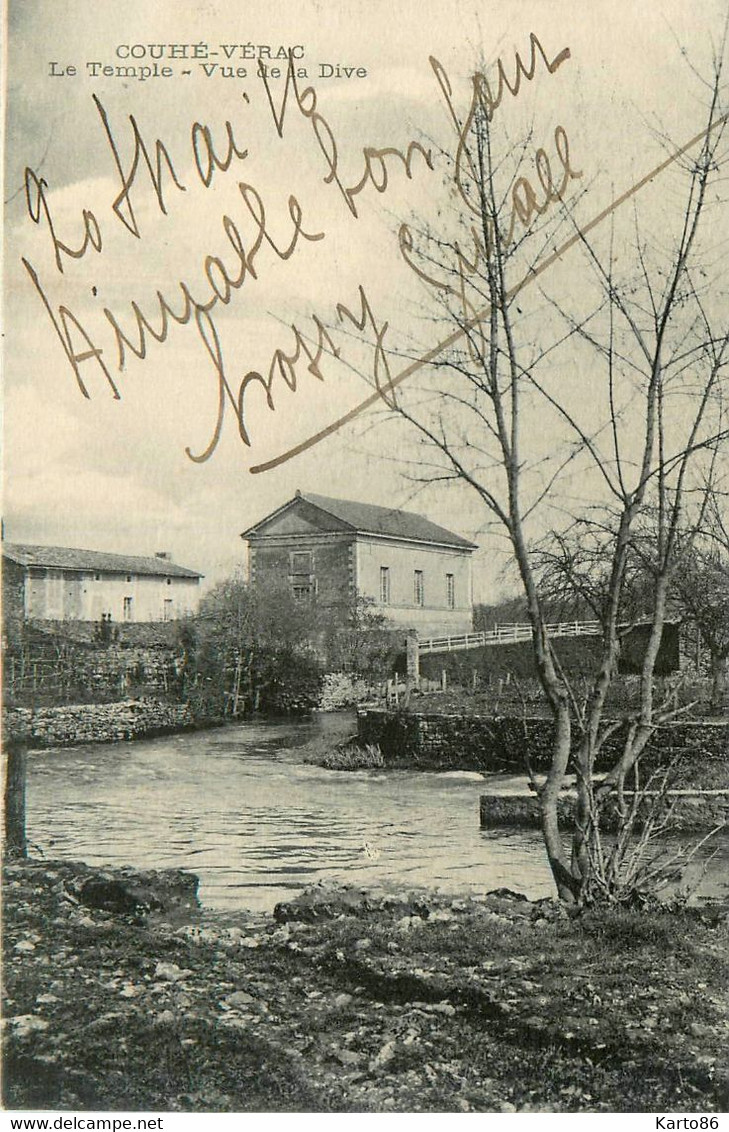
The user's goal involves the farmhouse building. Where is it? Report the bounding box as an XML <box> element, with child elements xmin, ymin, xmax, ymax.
<box><xmin>241</xmin><ymin>491</ymin><xmax>477</xmax><ymax>637</ymax></box>
<box><xmin>2</xmin><ymin>543</ymin><xmax>202</xmax><ymax>624</ymax></box>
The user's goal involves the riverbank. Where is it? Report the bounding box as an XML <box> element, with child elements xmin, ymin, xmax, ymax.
<box><xmin>3</xmin><ymin>700</ymin><xmax>209</xmax><ymax>748</ymax></box>
<box><xmin>357</xmin><ymin>706</ymin><xmax>729</xmax><ymax>779</ymax></box>
<box><xmin>3</xmin><ymin>857</ymin><xmax>728</xmax><ymax>1112</ymax></box>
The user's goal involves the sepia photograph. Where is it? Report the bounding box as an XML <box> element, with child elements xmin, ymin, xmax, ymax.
<box><xmin>2</xmin><ymin>0</ymin><xmax>728</xmax><ymax>1119</ymax></box>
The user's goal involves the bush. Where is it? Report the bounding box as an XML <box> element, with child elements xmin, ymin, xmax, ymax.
<box><xmin>257</xmin><ymin>647</ymin><xmax>324</xmax><ymax>714</ymax></box>
<box><xmin>318</xmin><ymin>672</ymin><xmax>373</xmax><ymax>710</ymax></box>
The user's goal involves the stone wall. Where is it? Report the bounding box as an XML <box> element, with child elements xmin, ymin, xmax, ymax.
<box><xmin>4</xmin><ymin>629</ymin><xmax>183</xmax><ymax>706</ymax></box>
<box><xmin>69</xmin><ymin>646</ymin><xmax>179</xmax><ymax>696</ymax></box>
<box><xmin>357</xmin><ymin>708</ymin><xmax>729</xmax><ymax>775</ymax></box>
<box><xmin>4</xmin><ymin>699</ymin><xmax>195</xmax><ymax>748</ymax></box>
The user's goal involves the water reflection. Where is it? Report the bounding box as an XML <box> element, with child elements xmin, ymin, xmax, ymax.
<box><xmin>25</xmin><ymin>716</ymin><xmax>727</xmax><ymax>912</ymax></box>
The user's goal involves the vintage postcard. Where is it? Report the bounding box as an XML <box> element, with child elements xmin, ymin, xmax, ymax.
<box><xmin>3</xmin><ymin>0</ymin><xmax>728</xmax><ymax>1120</ymax></box>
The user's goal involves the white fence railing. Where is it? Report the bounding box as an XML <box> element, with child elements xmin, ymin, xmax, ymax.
<box><xmin>419</xmin><ymin>620</ymin><xmax>602</xmax><ymax>655</ymax></box>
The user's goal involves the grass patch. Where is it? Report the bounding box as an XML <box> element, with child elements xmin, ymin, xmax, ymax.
<box><xmin>303</xmin><ymin>738</ymin><xmax>385</xmax><ymax>771</ymax></box>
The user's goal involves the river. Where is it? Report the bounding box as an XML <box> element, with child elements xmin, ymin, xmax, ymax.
<box><xmin>25</xmin><ymin>715</ymin><xmax>728</xmax><ymax>912</ymax></box>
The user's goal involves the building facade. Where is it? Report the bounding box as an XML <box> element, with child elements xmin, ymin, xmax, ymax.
<box><xmin>2</xmin><ymin>544</ymin><xmax>202</xmax><ymax>624</ymax></box>
<box><xmin>241</xmin><ymin>491</ymin><xmax>476</xmax><ymax>638</ymax></box>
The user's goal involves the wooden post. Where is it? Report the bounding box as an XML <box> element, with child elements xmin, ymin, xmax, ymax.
<box><xmin>441</xmin><ymin>669</ymin><xmax>447</xmax><ymax>692</ymax></box>
<box><xmin>406</xmin><ymin>631</ymin><xmax>420</xmax><ymax>688</ymax></box>
<box><xmin>4</xmin><ymin>742</ymin><xmax>28</xmax><ymax>857</ymax></box>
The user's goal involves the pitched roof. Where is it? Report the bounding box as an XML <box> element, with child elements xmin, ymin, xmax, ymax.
<box><xmin>2</xmin><ymin>543</ymin><xmax>202</xmax><ymax>579</ymax></box>
<box><xmin>243</xmin><ymin>491</ymin><xmax>477</xmax><ymax>550</ymax></box>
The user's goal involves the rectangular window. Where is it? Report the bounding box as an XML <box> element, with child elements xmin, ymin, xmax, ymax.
<box><xmin>290</xmin><ymin>550</ymin><xmax>313</xmax><ymax>575</ymax></box>
<box><xmin>414</xmin><ymin>570</ymin><xmax>424</xmax><ymax>607</ymax></box>
<box><xmin>379</xmin><ymin>566</ymin><xmax>390</xmax><ymax>604</ymax></box>
<box><xmin>163</xmin><ymin>598</ymin><xmax>173</xmax><ymax>621</ymax></box>
<box><xmin>123</xmin><ymin>596</ymin><xmax>133</xmax><ymax>622</ymax></box>
<box><xmin>446</xmin><ymin>573</ymin><xmax>455</xmax><ymax>610</ymax></box>
<box><xmin>290</xmin><ymin>550</ymin><xmax>314</xmax><ymax>600</ymax></box>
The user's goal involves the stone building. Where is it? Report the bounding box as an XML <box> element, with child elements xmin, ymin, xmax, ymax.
<box><xmin>2</xmin><ymin>543</ymin><xmax>202</xmax><ymax>624</ymax></box>
<box><xmin>241</xmin><ymin>491</ymin><xmax>477</xmax><ymax>638</ymax></box>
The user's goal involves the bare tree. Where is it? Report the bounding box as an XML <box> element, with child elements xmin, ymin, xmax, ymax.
<box><xmin>673</xmin><ymin>499</ymin><xmax>729</xmax><ymax>712</ymax></box>
<box><xmin>378</xmin><ymin>35</ymin><xmax>728</xmax><ymax>902</ymax></box>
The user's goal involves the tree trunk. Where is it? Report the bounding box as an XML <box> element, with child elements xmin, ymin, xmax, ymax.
<box><xmin>4</xmin><ymin>742</ymin><xmax>28</xmax><ymax>857</ymax></box>
<box><xmin>540</xmin><ymin>799</ymin><xmax>580</xmax><ymax>902</ymax></box>
<box><xmin>571</xmin><ymin>768</ymin><xmax>592</xmax><ymax>887</ymax></box>
<box><xmin>538</xmin><ymin>701</ymin><xmax>580</xmax><ymax>902</ymax></box>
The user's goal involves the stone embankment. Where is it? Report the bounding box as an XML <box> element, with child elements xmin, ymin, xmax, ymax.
<box><xmin>357</xmin><ymin>709</ymin><xmax>729</xmax><ymax>776</ymax></box>
<box><xmin>4</xmin><ymin>699</ymin><xmax>195</xmax><ymax>748</ymax></box>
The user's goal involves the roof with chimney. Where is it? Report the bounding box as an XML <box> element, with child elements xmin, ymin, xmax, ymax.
<box><xmin>241</xmin><ymin>491</ymin><xmax>477</xmax><ymax>550</ymax></box>
<box><xmin>2</xmin><ymin>543</ymin><xmax>202</xmax><ymax>579</ymax></box>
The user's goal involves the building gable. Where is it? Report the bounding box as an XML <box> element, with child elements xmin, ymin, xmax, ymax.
<box><xmin>243</xmin><ymin>495</ymin><xmax>354</xmax><ymax>540</ymax></box>
<box><xmin>242</xmin><ymin>491</ymin><xmax>477</xmax><ymax>550</ymax></box>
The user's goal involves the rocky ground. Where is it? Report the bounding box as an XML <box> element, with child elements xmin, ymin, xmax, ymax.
<box><xmin>3</xmin><ymin>857</ymin><xmax>729</xmax><ymax>1113</ymax></box>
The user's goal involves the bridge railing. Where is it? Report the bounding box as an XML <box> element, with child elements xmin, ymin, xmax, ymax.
<box><xmin>419</xmin><ymin>620</ymin><xmax>602</xmax><ymax>655</ymax></box>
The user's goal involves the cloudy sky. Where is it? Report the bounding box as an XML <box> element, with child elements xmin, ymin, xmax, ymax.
<box><xmin>4</xmin><ymin>0</ymin><xmax>727</xmax><ymax>599</ymax></box>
